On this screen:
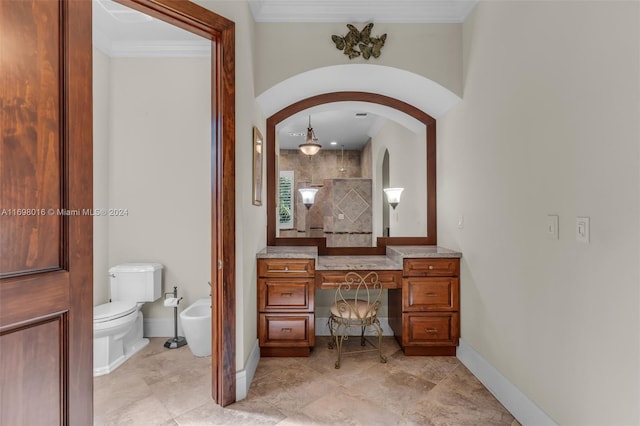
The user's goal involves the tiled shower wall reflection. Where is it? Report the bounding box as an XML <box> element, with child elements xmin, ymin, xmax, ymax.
<box><xmin>279</xmin><ymin>148</ymin><xmax>373</xmax><ymax>246</ymax></box>
<box><xmin>323</xmin><ymin>178</ymin><xmax>372</xmax><ymax>246</ymax></box>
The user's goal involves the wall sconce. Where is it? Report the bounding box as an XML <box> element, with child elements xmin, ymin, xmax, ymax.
<box><xmin>298</xmin><ymin>187</ymin><xmax>318</xmax><ymax>209</ymax></box>
<box><xmin>384</xmin><ymin>188</ymin><xmax>404</xmax><ymax>210</ymax></box>
<box><xmin>298</xmin><ymin>116</ymin><xmax>321</xmax><ymax>156</ymax></box>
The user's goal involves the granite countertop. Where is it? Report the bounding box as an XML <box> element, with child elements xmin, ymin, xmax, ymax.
<box><xmin>257</xmin><ymin>245</ymin><xmax>461</xmax><ymax>269</ymax></box>
<box><xmin>316</xmin><ymin>255</ymin><xmax>402</xmax><ymax>271</ymax></box>
<box><xmin>386</xmin><ymin>245</ymin><xmax>461</xmax><ymax>263</ymax></box>
<box><xmin>256</xmin><ymin>246</ymin><xmax>318</xmax><ymax>260</ymax></box>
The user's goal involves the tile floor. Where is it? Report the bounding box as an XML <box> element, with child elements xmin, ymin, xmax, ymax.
<box><xmin>94</xmin><ymin>337</ymin><xmax>520</xmax><ymax>425</ymax></box>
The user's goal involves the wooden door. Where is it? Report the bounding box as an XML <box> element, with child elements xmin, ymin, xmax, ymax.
<box><xmin>0</xmin><ymin>1</ymin><xmax>93</xmax><ymax>424</ymax></box>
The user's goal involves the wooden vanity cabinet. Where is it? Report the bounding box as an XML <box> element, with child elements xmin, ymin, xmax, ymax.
<box><xmin>389</xmin><ymin>258</ymin><xmax>460</xmax><ymax>356</ymax></box>
<box><xmin>257</xmin><ymin>258</ymin><xmax>315</xmax><ymax>356</ymax></box>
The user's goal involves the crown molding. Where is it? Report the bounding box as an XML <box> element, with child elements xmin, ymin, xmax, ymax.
<box><xmin>93</xmin><ymin>29</ymin><xmax>210</xmax><ymax>57</ymax></box>
<box><xmin>249</xmin><ymin>0</ymin><xmax>478</xmax><ymax>23</ymax></box>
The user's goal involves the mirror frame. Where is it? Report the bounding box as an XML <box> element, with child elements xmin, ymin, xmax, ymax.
<box><xmin>267</xmin><ymin>91</ymin><xmax>436</xmax><ymax>255</ymax></box>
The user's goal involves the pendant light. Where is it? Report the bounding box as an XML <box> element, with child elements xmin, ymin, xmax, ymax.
<box><xmin>339</xmin><ymin>145</ymin><xmax>347</xmax><ymax>173</ymax></box>
<box><xmin>298</xmin><ymin>115</ymin><xmax>321</xmax><ymax>156</ymax></box>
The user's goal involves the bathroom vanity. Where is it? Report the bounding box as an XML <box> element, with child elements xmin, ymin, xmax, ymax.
<box><xmin>256</xmin><ymin>245</ymin><xmax>461</xmax><ymax>357</ymax></box>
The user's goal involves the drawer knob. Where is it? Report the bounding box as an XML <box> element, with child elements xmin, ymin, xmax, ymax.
<box><xmin>284</xmin><ymin>266</ymin><xmax>289</xmax><ymax>271</ymax></box>
<box><xmin>428</xmin><ymin>265</ymin><xmax>434</xmax><ymax>270</ymax></box>
<box><xmin>424</xmin><ymin>292</ymin><xmax>437</xmax><ymax>297</ymax></box>
<box><xmin>281</xmin><ymin>327</ymin><xmax>292</xmax><ymax>333</ymax></box>
<box><xmin>425</xmin><ymin>328</ymin><xmax>438</xmax><ymax>334</ymax></box>
<box><xmin>280</xmin><ymin>292</ymin><xmax>293</xmax><ymax>297</ymax></box>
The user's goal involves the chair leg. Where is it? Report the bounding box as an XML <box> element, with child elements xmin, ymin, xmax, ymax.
<box><xmin>335</xmin><ymin>328</ymin><xmax>346</xmax><ymax>369</ymax></box>
<box><xmin>327</xmin><ymin>316</ymin><xmax>335</xmax><ymax>350</ymax></box>
<box><xmin>374</xmin><ymin>322</ymin><xmax>387</xmax><ymax>364</ymax></box>
<box><xmin>360</xmin><ymin>326</ymin><xmax>366</xmax><ymax>346</ymax></box>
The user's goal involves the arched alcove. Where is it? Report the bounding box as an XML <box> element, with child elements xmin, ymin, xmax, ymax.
<box><xmin>256</xmin><ymin>64</ymin><xmax>461</xmax><ymax>119</ymax></box>
<box><xmin>260</xmin><ymin>65</ymin><xmax>457</xmax><ymax>255</ymax></box>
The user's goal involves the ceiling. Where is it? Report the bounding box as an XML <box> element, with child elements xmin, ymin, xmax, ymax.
<box><xmin>278</xmin><ymin>109</ymin><xmax>386</xmax><ymax>151</ymax></box>
<box><xmin>92</xmin><ymin>0</ymin><xmax>209</xmax><ymax>57</ymax></box>
<box><xmin>93</xmin><ymin>0</ymin><xmax>460</xmax><ymax>150</ymax></box>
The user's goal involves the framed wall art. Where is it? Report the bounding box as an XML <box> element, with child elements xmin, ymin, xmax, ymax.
<box><xmin>252</xmin><ymin>126</ymin><xmax>263</xmax><ymax>206</ymax></box>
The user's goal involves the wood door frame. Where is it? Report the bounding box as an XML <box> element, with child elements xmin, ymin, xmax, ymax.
<box><xmin>114</xmin><ymin>0</ymin><xmax>236</xmax><ymax>405</ymax></box>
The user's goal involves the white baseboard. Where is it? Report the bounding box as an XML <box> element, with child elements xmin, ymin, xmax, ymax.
<box><xmin>143</xmin><ymin>318</ymin><xmax>183</xmax><ymax>337</ymax></box>
<box><xmin>457</xmin><ymin>338</ymin><xmax>557</xmax><ymax>426</ymax></box>
<box><xmin>236</xmin><ymin>339</ymin><xmax>260</xmax><ymax>401</ymax></box>
<box><xmin>315</xmin><ymin>316</ymin><xmax>394</xmax><ymax>336</ymax></box>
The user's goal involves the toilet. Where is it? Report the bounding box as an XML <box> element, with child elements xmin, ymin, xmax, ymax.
<box><xmin>93</xmin><ymin>263</ymin><xmax>163</xmax><ymax>376</ymax></box>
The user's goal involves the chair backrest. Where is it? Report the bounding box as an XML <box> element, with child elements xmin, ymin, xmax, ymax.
<box><xmin>333</xmin><ymin>271</ymin><xmax>383</xmax><ymax>321</ymax></box>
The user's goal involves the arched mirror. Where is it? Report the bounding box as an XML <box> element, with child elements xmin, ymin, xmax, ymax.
<box><xmin>266</xmin><ymin>92</ymin><xmax>436</xmax><ymax>255</ymax></box>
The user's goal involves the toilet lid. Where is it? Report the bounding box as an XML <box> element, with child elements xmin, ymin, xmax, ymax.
<box><xmin>94</xmin><ymin>301</ymin><xmax>137</xmax><ymax>323</ymax></box>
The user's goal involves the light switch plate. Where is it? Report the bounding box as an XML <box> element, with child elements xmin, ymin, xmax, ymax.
<box><xmin>576</xmin><ymin>216</ymin><xmax>590</xmax><ymax>243</ymax></box>
<box><xmin>546</xmin><ymin>215</ymin><xmax>559</xmax><ymax>240</ymax></box>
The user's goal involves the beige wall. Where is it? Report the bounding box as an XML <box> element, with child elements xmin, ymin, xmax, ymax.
<box><xmin>93</xmin><ymin>47</ymin><xmax>110</xmax><ymax>306</ymax></box>
<box><xmin>107</xmin><ymin>55</ymin><xmax>212</xmax><ymax>320</ymax></box>
<box><xmin>255</xmin><ymin>22</ymin><xmax>463</xmax><ymax>97</ymax></box>
<box><xmin>438</xmin><ymin>1</ymin><xmax>640</xmax><ymax>424</ymax></box>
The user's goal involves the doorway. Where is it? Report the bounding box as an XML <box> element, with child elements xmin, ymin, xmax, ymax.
<box><xmin>105</xmin><ymin>0</ymin><xmax>236</xmax><ymax>407</ymax></box>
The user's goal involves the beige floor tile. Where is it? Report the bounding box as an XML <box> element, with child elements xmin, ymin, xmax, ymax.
<box><xmin>95</xmin><ymin>337</ymin><xmax>517</xmax><ymax>426</ymax></box>
<box><xmin>175</xmin><ymin>399</ymin><xmax>285</xmax><ymax>425</ymax></box>
<box><xmin>300</xmin><ymin>391</ymin><xmax>405</xmax><ymax>425</ymax></box>
<box><xmin>95</xmin><ymin>395</ymin><xmax>175</xmax><ymax>426</ymax></box>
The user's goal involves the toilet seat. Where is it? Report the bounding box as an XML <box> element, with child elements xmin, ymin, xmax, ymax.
<box><xmin>94</xmin><ymin>301</ymin><xmax>137</xmax><ymax>323</ymax></box>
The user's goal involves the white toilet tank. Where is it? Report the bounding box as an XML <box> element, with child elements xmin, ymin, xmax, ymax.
<box><xmin>109</xmin><ymin>263</ymin><xmax>163</xmax><ymax>302</ymax></box>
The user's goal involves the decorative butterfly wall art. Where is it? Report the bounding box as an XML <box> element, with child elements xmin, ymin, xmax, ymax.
<box><xmin>331</xmin><ymin>23</ymin><xmax>387</xmax><ymax>60</ymax></box>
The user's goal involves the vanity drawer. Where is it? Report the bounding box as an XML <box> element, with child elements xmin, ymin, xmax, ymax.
<box><xmin>258</xmin><ymin>278</ymin><xmax>314</xmax><ymax>312</ymax></box>
<box><xmin>403</xmin><ymin>258</ymin><xmax>459</xmax><ymax>277</ymax></box>
<box><xmin>403</xmin><ymin>278</ymin><xmax>459</xmax><ymax>311</ymax></box>
<box><xmin>316</xmin><ymin>270</ymin><xmax>401</xmax><ymax>289</ymax></box>
<box><xmin>258</xmin><ymin>258</ymin><xmax>315</xmax><ymax>277</ymax></box>
<box><xmin>259</xmin><ymin>313</ymin><xmax>315</xmax><ymax>347</ymax></box>
<box><xmin>403</xmin><ymin>313</ymin><xmax>459</xmax><ymax>345</ymax></box>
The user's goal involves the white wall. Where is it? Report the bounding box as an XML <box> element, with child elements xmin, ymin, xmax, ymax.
<box><xmin>371</xmin><ymin>120</ymin><xmax>427</xmax><ymax>238</ymax></box>
<box><xmin>255</xmin><ymin>22</ymin><xmax>463</xmax><ymax>97</ymax></box>
<box><xmin>438</xmin><ymin>1</ymin><xmax>640</xmax><ymax>424</ymax></box>
<box><xmin>107</xmin><ymin>56</ymin><xmax>212</xmax><ymax>320</ymax></box>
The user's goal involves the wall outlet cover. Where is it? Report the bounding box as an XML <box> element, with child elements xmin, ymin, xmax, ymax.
<box><xmin>546</xmin><ymin>215</ymin><xmax>559</xmax><ymax>240</ymax></box>
<box><xmin>576</xmin><ymin>216</ymin><xmax>590</xmax><ymax>243</ymax></box>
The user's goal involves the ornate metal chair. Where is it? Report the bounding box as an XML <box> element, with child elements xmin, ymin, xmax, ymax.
<box><xmin>328</xmin><ymin>271</ymin><xmax>387</xmax><ymax>369</ymax></box>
